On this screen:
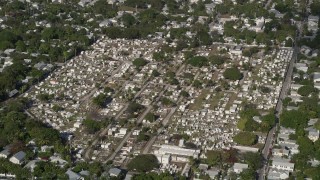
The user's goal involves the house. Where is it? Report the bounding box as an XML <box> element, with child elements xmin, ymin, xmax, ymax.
<box><xmin>271</xmin><ymin>157</ymin><xmax>294</xmax><ymax>172</ymax></box>
<box><xmin>107</xmin><ymin>0</ymin><xmax>117</xmax><ymax>4</ymax></box>
<box><xmin>124</xmin><ymin>173</ymin><xmax>133</xmax><ymax>180</ymax></box>
<box><xmin>272</xmin><ymin>148</ymin><xmax>290</xmax><ymax>157</ymax></box>
<box><xmin>34</xmin><ymin>62</ymin><xmax>47</xmax><ymax>70</ymax></box>
<box><xmin>309</xmin><ymin>159</ymin><xmax>320</xmax><ymax>167</ymax></box>
<box><xmin>311</xmin><ymin>49</ymin><xmax>319</xmax><ymax>57</ymax></box>
<box><xmin>229</xmin><ymin>45</ymin><xmax>242</xmax><ymax>55</ymax></box>
<box><xmin>0</xmin><ymin>149</ymin><xmax>10</xmax><ymax>158</ymax></box>
<box><xmin>78</xmin><ymin>0</ymin><xmax>93</xmax><ymax>6</ymax></box>
<box><xmin>313</xmin><ymin>72</ymin><xmax>320</xmax><ymax>83</ymax></box>
<box><xmin>295</xmin><ymin>63</ymin><xmax>308</xmax><ymax>73</ymax></box>
<box><xmin>205</xmin><ymin>3</ymin><xmax>215</xmax><ymax>14</ymax></box>
<box><xmin>24</xmin><ymin>160</ymin><xmax>40</xmax><ymax>172</ymax></box>
<box><xmin>109</xmin><ymin>168</ymin><xmax>121</xmax><ymax>177</ymax></box>
<box><xmin>253</xmin><ymin>116</ymin><xmax>262</xmax><ymax>123</ymax></box>
<box><xmin>154</xmin><ymin>144</ymin><xmax>200</xmax><ymax>162</ymax></box>
<box><xmin>119</xmin><ymin>128</ymin><xmax>127</xmax><ymax>136</ymax></box>
<box><xmin>40</xmin><ymin>145</ymin><xmax>54</xmax><ymax>152</ymax></box>
<box><xmin>308</xmin><ymin>15</ymin><xmax>319</xmax><ymax>33</ymax></box>
<box><xmin>79</xmin><ymin>170</ymin><xmax>90</xmax><ymax>177</ymax></box>
<box><xmin>8</xmin><ymin>89</ymin><xmax>19</xmax><ymax>98</ymax></box>
<box><xmin>52</xmin><ymin>0</ymin><xmax>64</xmax><ymax>3</ymax></box>
<box><xmin>233</xmin><ymin>163</ymin><xmax>248</xmax><ymax>174</ymax></box>
<box><xmin>308</xmin><ymin>119</ymin><xmax>318</xmax><ymax>126</ymax></box>
<box><xmin>50</xmin><ymin>155</ymin><xmax>68</xmax><ymax>167</ymax></box>
<box><xmin>286</xmin><ymin>106</ymin><xmax>298</xmax><ymax>111</ymax></box>
<box><xmin>233</xmin><ymin>145</ymin><xmax>259</xmax><ymax>153</ymax></box>
<box><xmin>290</xmin><ymin>84</ymin><xmax>303</xmax><ymax>91</ymax></box>
<box><xmin>269</xmin><ymin>9</ymin><xmax>284</xmax><ymax>18</ymax></box>
<box><xmin>66</xmin><ymin>169</ymin><xmax>83</xmax><ymax>180</ymax></box>
<box><xmin>199</xmin><ymin>164</ymin><xmax>209</xmax><ymax>171</ymax></box>
<box><xmin>9</xmin><ymin>151</ymin><xmax>26</xmax><ymax>165</ymax></box>
<box><xmin>156</xmin><ymin>154</ymin><xmax>171</xmax><ymax>164</ymax></box>
<box><xmin>206</xmin><ymin>169</ymin><xmax>220</xmax><ymax>179</ymax></box>
<box><xmin>249</xmin><ymin>17</ymin><xmax>265</xmax><ymax>32</ymax></box>
<box><xmin>99</xmin><ymin>20</ymin><xmax>112</xmax><ymax>27</ymax></box>
<box><xmin>307</xmin><ymin>128</ymin><xmax>319</xmax><ymax>142</ymax></box>
<box><xmin>267</xmin><ymin>168</ymin><xmax>290</xmax><ymax>180</ymax></box>
<box><xmin>300</xmin><ymin>45</ymin><xmax>312</xmax><ymax>56</ymax></box>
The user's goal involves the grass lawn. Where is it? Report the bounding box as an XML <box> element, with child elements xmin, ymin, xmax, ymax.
<box><xmin>189</xmin><ymin>89</ymin><xmax>210</xmax><ymax>110</ymax></box>
<box><xmin>225</xmin><ymin>92</ymin><xmax>237</xmax><ymax>110</ymax></box>
<box><xmin>209</xmin><ymin>92</ymin><xmax>222</xmax><ymax>110</ymax></box>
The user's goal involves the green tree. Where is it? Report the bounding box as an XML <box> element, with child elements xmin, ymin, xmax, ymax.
<box><xmin>187</xmin><ymin>56</ymin><xmax>208</xmax><ymax>67</ymax></box>
<box><xmin>83</xmin><ymin>119</ymin><xmax>102</xmax><ymax>134</ymax></box>
<box><xmin>206</xmin><ymin>150</ymin><xmax>222</xmax><ymax>166</ymax></box>
<box><xmin>280</xmin><ymin>110</ymin><xmax>308</xmax><ymax>128</ymax></box>
<box><xmin>310</xmin><ymin>1</ymin><xmax>320</xmax><ymax>15</ymax></box>
<box><xmin>122</xmin><ymin>13</ymin><xmax>136</xmax><ymax>27</ymax></box>
<box><xmin>233</xmin><ymin>132</ymin><xmax>257</xmax><ymax>146</ymax></box>
<box><xmin>127</xmin><ymin>154</ymin><xmax>159</xmax><ymax>172</ymax></box>
<box><xmin>180</xmin><ymin>90</ymin><xmax>189</xmax><ymax>97</ymax></box>
<box><xmin>93</xmin><ymin>93</ymin><xmax>111</xmax><ymax>107</ymax></box>
<box><xmin>223</xmin><ymin>67</ymin><xmax>243</xmax><ymax>80</ymax></box>
<box><xmin>151</xmin><ymin>70</ymin><xmax>160</xmax><ymax>77</ymax></box>
<box><xmin>243</xmin><ymin>152</ymin><xmax>263</xmax><ymax>170</ymax></box>
<box><xmin>209</xmin><ymin>55</ymin><xmax>226</xmax><ymax>66</ymax></box>
<box><xmin>297</xmin><ymin>85</ymin><xmax>316</xmax><ymax>97</ymax></box>
<box><xmin>133</xmin><ymin>58</ymin><xmax>148</xmax><ymax>69</ymax></box>
<box><xmin>137</xmin><ymin>132</ymin><xmax>150</xmax><ymax>142</ymax></box>
<box><xmin>239</xmin><ymin>168</ymin><xmax>256</xmax><ymax>180</ymax></box>
<box><xmin>145</xmin><ymin>112</ymin><xmax>156</xmax><ymax>122</ymax></box>
<box><xmin>261</xmin><ymin>113</ymin><xmax>276</xmax><ymax>131</ymax></box>
<box><xmin>127</xmin><ymin>102</ymin><xmax>144</xmax><ymax>115</ymax></box>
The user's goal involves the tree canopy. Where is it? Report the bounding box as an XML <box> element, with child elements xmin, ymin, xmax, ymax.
<box><xmin>297</xmin><ymin>85</ymin><xmax>316</xmax><ymax>97</ymax></box>
<box><xmin>127</xmin><ymin>154</ymin><xmax>159</xmax><ymax>172</ymax></box>
<box><xmin>280</xmin><ymin>110</ymin><xmax>308</xmax><ymax>128</ymax></box>
<box><xmin>223</xmin><ymin>67</ymin><xmax>243</xmax><ymax>80</ymax></box>
<box><xmin>187</xmin><ymin>56</ymin><xmax>209</xmax><ymax>67</ymax></box>
<box><xmin>133</xmin><ymin>58</ymin><xmax>148</xmax><ymax>69</ymax></box>
<box><xmin>92</xmin><ymin>93</ymin><xmax>112</xmax><ymax>107</ymax></box>
<box><xmin>133</xmin><ymin>172</ymin><xmax>185</xmax><ymax>180</ymax></box>
<box><xmin>209</xmin><ymin>55</ymin><xmax>226</xmax><ymax>66</ymax></box>
<box><xmin>127</xmin><ymin>102</ymin><xmax>144</xmax><ymax>116</ymax></box>
<box><xmin>233</xmin><ymin>132</ymin><xmax>257</xmax><ymax>146</ymax></box>
<box><xmin>83</xmin><ymin>119</ymin><xmax>102</xmax><ymax>134</ymax></box>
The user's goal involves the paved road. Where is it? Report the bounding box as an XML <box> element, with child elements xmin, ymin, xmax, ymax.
<box><xmin>106</xmin><ymin>83</ymin><xmax>167</xmax><ymax>160</ymax></box>
<box><xmin>83</xmin><ymin>76</ymin><xmax>151</xmax><ymax>160</ymax></box>
<box><xmin>142</xmin><ymin>107</ymin><xmax>177</xmax><ymax>154</ymax></box>
<box><xmin>258</xmin><ymin>44</ymin><xmax>298</xmax><ymax>179</ymax></box>
<box><xmin>109</xmin><ymin>64</ymin><xmax>189</xmax><ymax>157</ymax></box>
<box><xmin>107</xmin><ymin>105</ymin><xmax>153</xmax><ymax>161</ymax></box>
<box><xmin>79</xmin><ymin>61</ymin><xmax>128</xmax><ymax>103</ymax></box>
<box><xmin>141</xmin><ymin>70</ymin><xmax>200</xmax><ymax>154</ymax></box>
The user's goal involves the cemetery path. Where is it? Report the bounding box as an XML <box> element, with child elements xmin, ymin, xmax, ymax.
<box><xmin>107</xmin><ymin>105</ymin><xmax>153</xmax><ymax>161</ymax></box>
<box><xmin>79</xmin><ymin>62</ymin><xmax>125</xmax><ymax>103</ymax></box>
<box><xmin>83</xmin><ymin>80</ymin><xmax>150</xmax><ymax>160</ymax></box>
<box><xmin>142</xmin><ymin>107</ymin><xmax>176</xmax><ymax>154</ymax></box>
<box><xmin>141</xmin><ymin>70</ymin><xmax>200</xmax><ymax>154</ymax></box>
<box><xmin>108</xmin><ymin>83</ymin><xmax>168</xmax><ymax>158</ymax></box>
<box><xmin>110</xmin><ymin>64</ymin><xmax>190</xmax><ymax>157</ymax></box>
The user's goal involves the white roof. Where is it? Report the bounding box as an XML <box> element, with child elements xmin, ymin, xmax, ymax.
<box><xmin>272</xmin><ymin>157</ymin><xmax>295</xmax><ymax>168</ymax></box>
<box><xmin>158</xmin><ymin>145</ymin><xmax>200</xmax><ymax>157</ymax></box>
<box><xmin>233</xmin><ymin>163</ymin><xmax>248</xmax><ymax>170</ymax></box>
